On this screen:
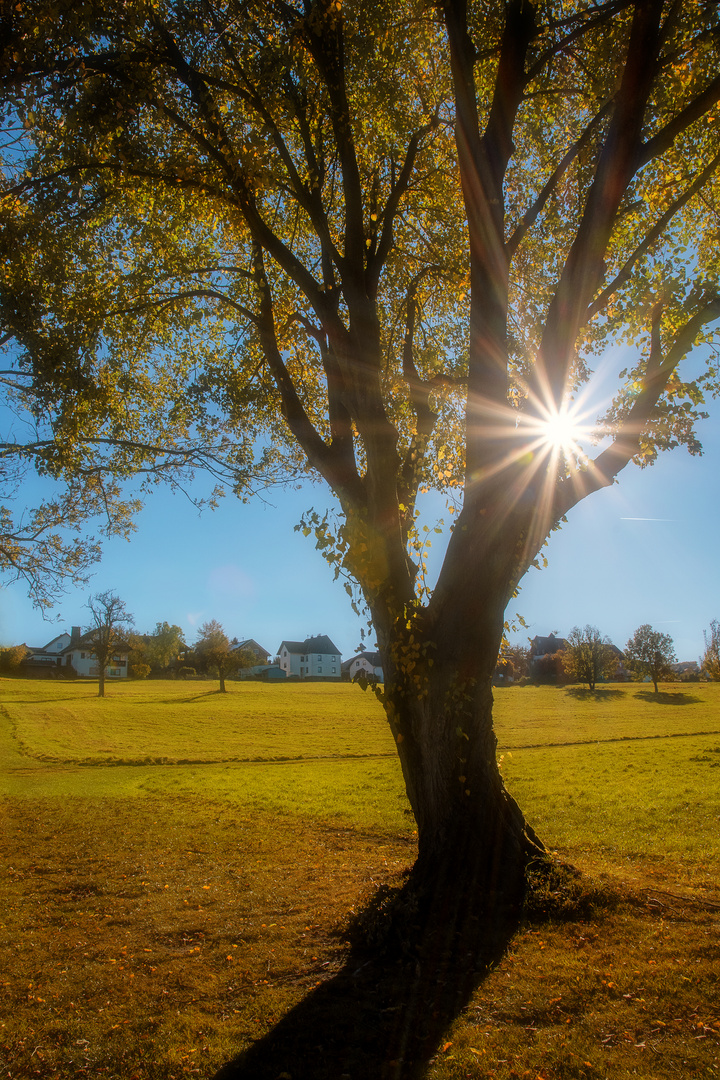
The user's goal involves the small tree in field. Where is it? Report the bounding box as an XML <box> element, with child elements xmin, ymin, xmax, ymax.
<box><xmin>625</xmin><ymin>624</ymin><xmax>677</xmax><ymax>693</ymax></box>
<box><xmin>194</xmin><ymin>621</ymin><xmax>238</xmax><ymax>693</ymax></box>
<box><xmin>702</xmin><ymin>620</ymin><xmax>720</xmax><ymax>681</ymax></box>
<box><xmin>563</xmin><ymin>626</ymin><xmax>616</xmax><ymax>691</ymax></box>
<box><xmin>85</xmin><ymin>590</ymin><xmax>133</xmax><ymax>698</ymax></box>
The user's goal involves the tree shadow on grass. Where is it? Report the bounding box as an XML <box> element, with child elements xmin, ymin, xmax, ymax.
<box><xmin>633</xmin><ymin>690</ymin><xmax>702</xmax><ymax>706</ymax></box>
<box><xmin>156</xmin><ymin>690</ymin><xmax>226</xmax><ymax>704</ymax></box>
<box><xmin>212</xmin><ymin>884</ymin><xmax>521</xmax><ymax>1080</ymax></box>
<box><xmin>564</xmin><ymin>687</ymin><xmax>627</xmax><ymax>702</ymax></box>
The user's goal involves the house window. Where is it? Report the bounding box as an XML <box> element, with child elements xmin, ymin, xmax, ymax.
<box><xmin>332</xmin><ymin>667</ymin><xmax>336</xmax><ymax>674</ymax></box>
<box><xmin>317</xmin><ymin>654</ymin><xmax>321</xmax><ymax>660</ymax></box>
<box><xmin>318</xmin><ymin>667</ymin><xmax>322</xmax><ymax>673</ymax></box>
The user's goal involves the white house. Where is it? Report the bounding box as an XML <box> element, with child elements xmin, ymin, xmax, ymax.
<box><xmin>342</xmin><ymin>651</ymin><xmax>383</xmax><ymax>683</ymax></box>
<box><xmin>22</xmin><ymin>631</ymin><xmax>73</xmax><ymax>671</ymax></box>
<box><xmin>21</xmin><ymin>626</ymin><xmax>130</xmax><ymax>679</ymax></box>
<box><xmin>277</xmin><ymin>635</ymin><xmax>342</xmax><ymax>680</ymax></box>
<box><xmin>64</xmin><ymin>628</ymin><xmax>130</xmax><ymax>678</ymax></box>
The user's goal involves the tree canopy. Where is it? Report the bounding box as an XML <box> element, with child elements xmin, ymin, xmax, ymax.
<box><xmin>702</xmin><ymin>618</ymin><xmax>720</xmax><ymax>680</ymax></box>
<box><xmin>193</xmin><ymin>618</ymin><xmax>249</xmax><ymax>692</ymax></box>
<box><xmin>2</xmin><ymin>0</ymin><xmax>720</xmax><ymax>904</ymax></box>
<box><xmin>624</xmin><ymin>622</ymin><xmax>677</xmax><ymax>691</ymax></box>
<box><xmin>562</xmin><ymin>624</ymin><xmax>617</xmax><ymax>690</ymax></box>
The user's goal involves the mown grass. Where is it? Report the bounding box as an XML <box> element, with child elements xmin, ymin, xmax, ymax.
<box><xmin>0</xmin><ymin>679</ymin><xmax>396</xmax><ymax>765</ymax></box>
<box><xmin>1</xmin><ymin>678</ymin><xmax>719</xmax><ymax>1079</ymax></box>
<box><xmin>5</xmin><ymin>679</ymin><xmax>719</xmax><ymax>766</ymax></box>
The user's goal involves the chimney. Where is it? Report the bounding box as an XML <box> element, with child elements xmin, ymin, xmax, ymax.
<box><xmin>70</xmin><ymin>626</ymin><xmax>81</xmax><ymax>645</ymax></box>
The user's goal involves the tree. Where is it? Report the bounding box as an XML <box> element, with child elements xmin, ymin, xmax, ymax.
<box><xmin>0</xmin><ymin>643</ymin><xmax>29</xmax><ymax>674</ymax></box>
<box><xmin>625</xmin><ymin>623</ymin><xmax>677</xmax><ymax>692</ymax></box>
<box><xmin>701</xmin><ymin>619</ymin><xmax>720</xmax><ymax>681</ymax></box>
<box><xmin>85</xmin><ymin>590</ymin><xmax>133</xmax><ymax>697</ymax></box>
<box><xmin>499</xmin><ymin>644</ymin><xmax>531</xmax><ymax>682</ymax></box>
<box><xmin>145</xmin><ymin>621</ymin><xmax>186</xmax><ymax>675</ymax></box>
<box><xmin>2</xmin><ymin>1</ymin><xmax>720</xmax><ymax>916</ymax></box>
<box><xmin>194</xmin><ymin>620</ymin><xmax>239</xmax><ymax>693</ymax></box>
<box><xmin>562</xmin><ymin>626</ymin><xmax>617</xmax><ymax>691</ymax></box>
<box><xmin>535</xmin><ymin>649</ymin><xmax>567</xmax><ymax>685</ymax></box>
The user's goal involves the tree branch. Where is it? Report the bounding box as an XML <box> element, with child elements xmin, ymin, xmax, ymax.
<box><xmin>587</xmin><ymin>147</ymin><xmax>720</xmax><ymax>321</ymax></box>
<box><xmin>506</xmin><ymin>101</ymin><xmax>612</xmax><ymax>258</ymax></box>
<box><xmin>532</xmin><ymin>0</ymin><xmax>666</xmax><ymax>409</ymax></box>
<box><xmin>556</xmin><ymin>294</ymin><xmax>720</xmax><ymax>515</ymax></box>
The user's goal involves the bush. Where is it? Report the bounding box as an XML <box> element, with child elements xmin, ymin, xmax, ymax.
<box><xmin>177</xmin><ymin>666</ymin><xmax>196</xmax><ymax>679</ymax></box>
<box><xmin>0</xmin><ymin>645</ymin><xmax>29</xmax><ymax>673</ymax></box>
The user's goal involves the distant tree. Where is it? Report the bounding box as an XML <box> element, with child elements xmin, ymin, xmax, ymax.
<box><xmin>0</xmin><ymin>643</ymin><xmax>29</xmax><ymax>674</ymax></box>
<box><xmin>194</xmin><ymin>620</ymin><xmax>238</xmax><ymax>693</ymax></box>
<box><xmin>625</xmin><ymin>624</ymin><xmax>677</xmax><ymax>693</ymax></box>
<box><xmin>701</xmin><ymin>620</ymin><xmax>720</xmax><ymax>681</ymax></box>
<box><xmin>126</xmin><ymin>632</ymin><xmax>151</xmax><ymax>679</ymax></box>
<box><xmin>535</xmin><ymin>649</ymin><xmax>567</xmax><ymax>685</ymax></box>
<box><xmin>146</xmin><ymin>622</ymin><xmax>186</xmax><ymax>676</ymax></box>
<box><xmin>500</xmin><ymin>644</ymin><xmax>532</xmax><ymax>682</ymax></box>
<box><xmin>563</xmin><ymin>626</ymin><xmax>616</xmax><ymax>691</ymax></box>
<box><xmin>85</xmin><ymin>590</ymin><xmax>133</xmax><ymax>698</ymax></box>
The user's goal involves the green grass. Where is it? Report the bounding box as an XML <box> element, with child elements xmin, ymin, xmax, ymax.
<box><xmin>2</xmin><ymin>677</ymin><xmax>720</xmax><ymax>1079</ymax></box>
<box><xmin>1</xmin><ymin>678</ymin><xmax>396</xmax><ymax>764</ymax></box>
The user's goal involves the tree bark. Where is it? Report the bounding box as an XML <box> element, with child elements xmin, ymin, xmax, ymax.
<box><xmin>372</xmin><ymin>564</ymin><xmax>543</xmax><ymax>917</ymax></box>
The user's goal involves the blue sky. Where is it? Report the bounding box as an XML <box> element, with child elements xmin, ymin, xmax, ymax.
<box><xmin>2</xmin><ymin>345</ymin><xmax>719</xmax><ymax>663</ymax></box>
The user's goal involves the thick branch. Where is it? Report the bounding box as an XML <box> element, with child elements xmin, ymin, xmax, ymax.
<box><xmin>533</xmin><ymin>0</ymin><xmax>666</xmax><ymax>408</ymax></box>
<box><xmin>556</xmin><ymin>295</ymin><xmax>720</xmax><ymax>515</ymax></box>
<box><xmin>252</xmin><ymin>248</ymin><xmax>364</xmax><ymax>509</ymax></box>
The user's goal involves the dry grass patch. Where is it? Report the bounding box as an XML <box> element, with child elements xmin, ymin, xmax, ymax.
<box><xmin>0</xmin><ymin>795</ymin><xmax>414</xmax><ymax>1079</ymax></box>
<box><xmin>427</xmin><ymin>890</ymin><xmax>720</xmax><ymax>1079</ymax></box>
<box><xmin>1</xmin><ymin>793</ymin><xmax>719</xmax><ymax>1080</ymax></box>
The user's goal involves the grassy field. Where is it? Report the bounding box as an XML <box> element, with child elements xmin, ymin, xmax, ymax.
<box><xmin>1</xmin><ymin>678</ymin><xmax>719</xmax><ymax>1078</ymax></box>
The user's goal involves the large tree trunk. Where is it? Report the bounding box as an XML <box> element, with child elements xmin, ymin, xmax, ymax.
<box><xmin>373</xmin><ymin>572</ymin><xmax>543</xmax><ymax>921</ymax></box>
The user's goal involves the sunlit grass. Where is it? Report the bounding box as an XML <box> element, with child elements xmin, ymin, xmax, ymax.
<box><xmin>1</xmin><ymin>678</ymin><xmax>395</xmax><ymax>764</ymax></box>
<box><xmin>2</xmin><ymin>677</ymin><xmax>720</xmax><ymax>1078</ymax></box>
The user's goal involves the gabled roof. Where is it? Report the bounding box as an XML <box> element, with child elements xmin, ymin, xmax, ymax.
<box><xmin>26</xmin><ymin>632</ymin><xmax>71</xmax><ymax>653</ymax></box>
<box><xmin>342</xmin><ymin>651</ymin><xmax>382</xmax><ymax>671</ymax></box>
<box><xmin>231</xmin><ymin>638</ymin><xmax>270</xmax><ymax>658</ymax></box>
<box><xmin>530</xmin><ymin>634</ymin><xmax>568</xmax><ymax>656</ymax></box>
<box><xmin>279</xmin><ymin>640</ymin><xmax>305</xmax><ymax>654</ymax></box>
<box><xmin>61</xmin><ymin>630</ymin><xmax>132</xmax><ymax>654</ymax></box>
<box><xmin>279</xmin><ymin>635</ymin><xmax>341</xmax><ymax>656</ymax></box>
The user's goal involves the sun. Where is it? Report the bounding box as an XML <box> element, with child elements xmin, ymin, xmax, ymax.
<box><xmin>541</xmin><ymin>406</ymin><xmax>585</xmax><ymax>455</ymax></box>
<box><xmin>518</xmin><ymin>397</ymin><xmax>596</xmax><ymax>470</ymax></box>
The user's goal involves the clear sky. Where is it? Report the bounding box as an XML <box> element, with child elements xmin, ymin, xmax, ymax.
<box><xmin>2</xmin><ymin>353</ymin><xmax>719</xmax><ymax>665</ymax></box>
